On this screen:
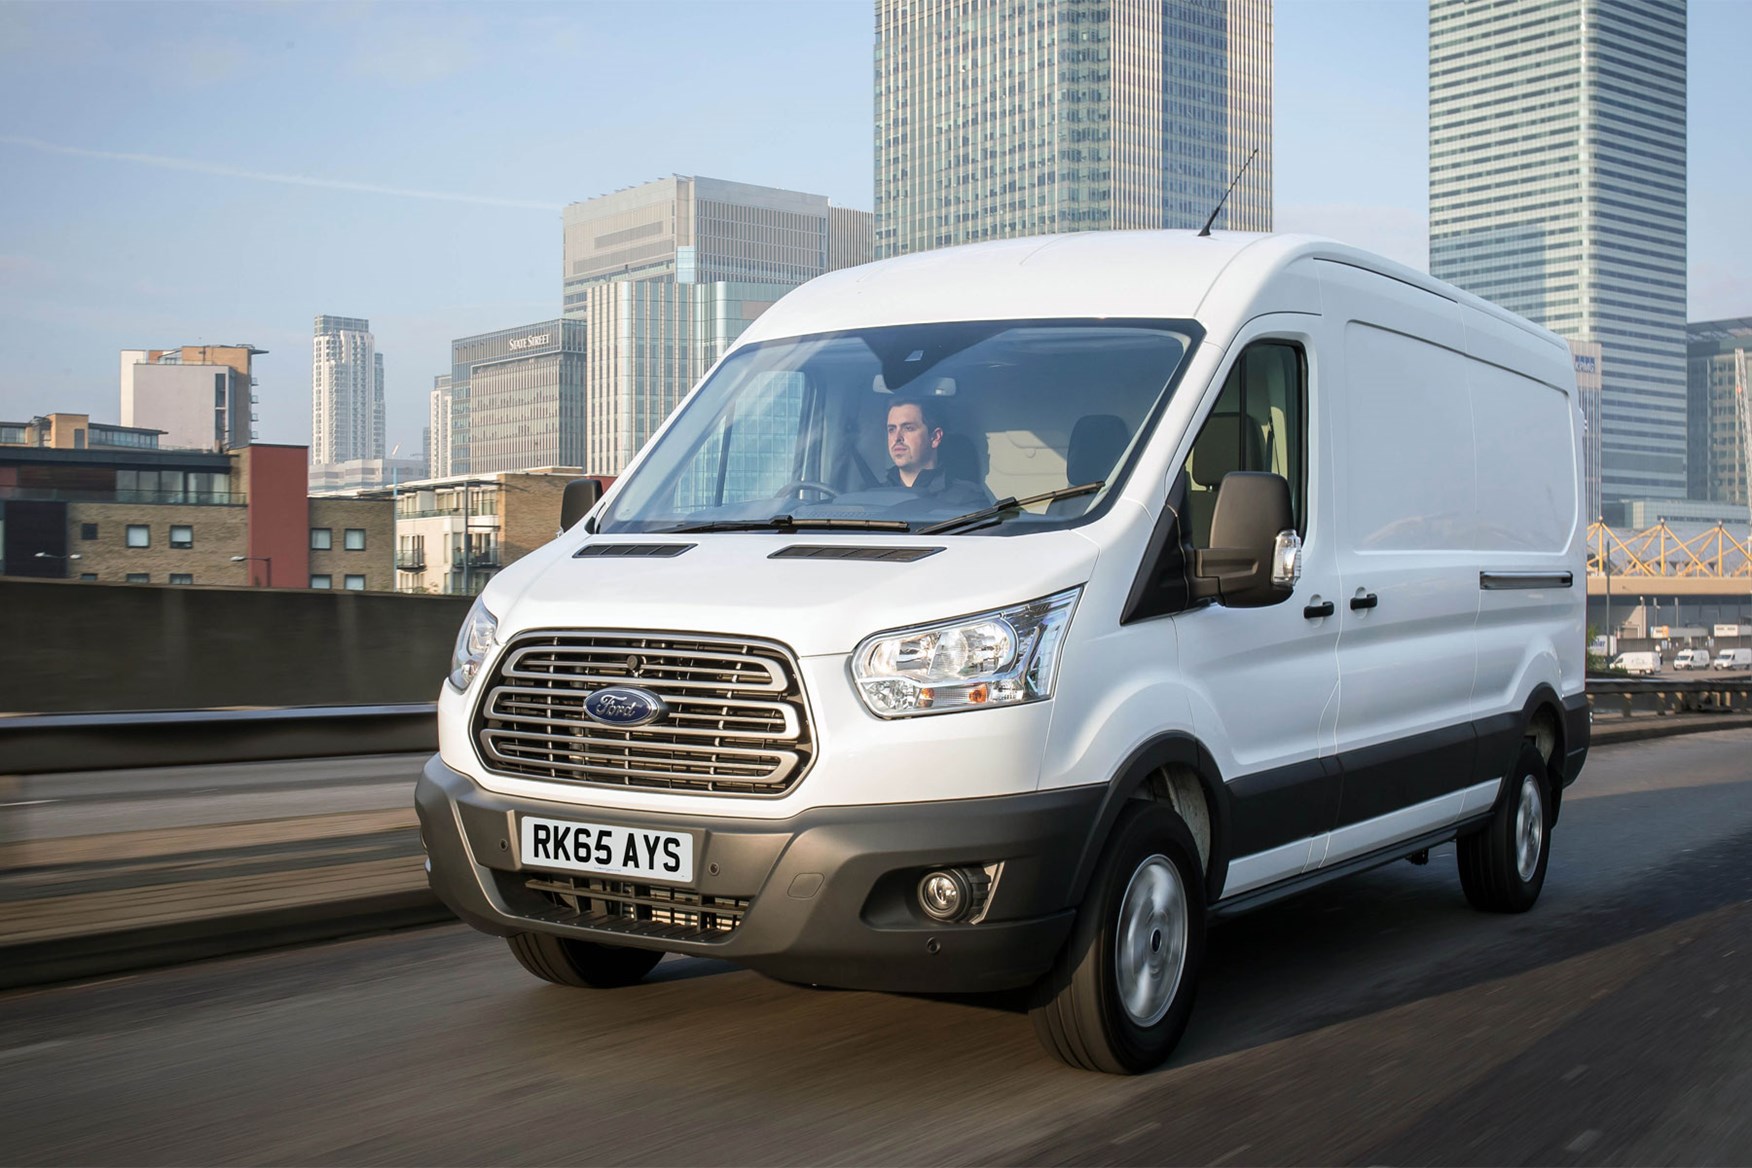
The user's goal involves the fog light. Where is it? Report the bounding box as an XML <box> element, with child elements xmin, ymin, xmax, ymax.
<box><xmin>919</xmin><ymin>870</ymin><xmax>970</xmax><ymax>921</ymax></box>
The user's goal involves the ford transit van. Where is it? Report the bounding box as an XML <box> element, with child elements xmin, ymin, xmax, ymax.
<box><xmin>1713</xmin><ymin>649</ymin><xmax>1752</xmax><ymax>670</ymax></box>
<box><xmin>417</xmin><ymin>231</ymin><xmax>1590</xmax><ymax>1074</ymax></box>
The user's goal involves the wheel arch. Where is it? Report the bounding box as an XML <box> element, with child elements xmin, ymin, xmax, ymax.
<box><xmin>1067</xmin><ymin>732</ymin><xmax>1235</xmax><ymax>907</ymax></box>
<box><xmin>1516</xmin><ymin>683</ymin><xmax>1567</xmax><ymax>823</ymax></box>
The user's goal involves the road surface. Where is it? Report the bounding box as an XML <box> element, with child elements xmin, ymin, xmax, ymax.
<box><xmin>3</xmin><ymin>730</ymin><xmax>1751</xmax><ymax>1165</ymax></box>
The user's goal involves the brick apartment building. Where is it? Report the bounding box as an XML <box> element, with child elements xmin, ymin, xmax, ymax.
<box><xmin>0</xmin><ymin>413</ymin><xmax>391</xmax><ymax>589</ymax></box>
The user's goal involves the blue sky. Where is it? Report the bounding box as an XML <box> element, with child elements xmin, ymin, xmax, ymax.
<box><xmin>1</xmin><ymin>0</ymin><xmax>1746</xmax><ymax>459</ymax></box>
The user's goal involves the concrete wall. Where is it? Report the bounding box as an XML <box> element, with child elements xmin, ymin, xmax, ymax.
<box><xmin>0</xmin><ymin>578</ymin><xmax>472</xmax><ymax>713</ymax></box>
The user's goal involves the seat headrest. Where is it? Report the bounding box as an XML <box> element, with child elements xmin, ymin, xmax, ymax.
<box><xmin>1066</xmin><ymin>414</ymin><xmax>1129</xmax><ymax>485</ymax></box>
<box><xmin>1189</xmin><ymin>412</ymin><xmax>1264</xmax><ymax>487</ymax></box>
<box><xmin>936</xmin><ymin>432</ymin><xmax>982</xmax><ymax>484</ymax></box>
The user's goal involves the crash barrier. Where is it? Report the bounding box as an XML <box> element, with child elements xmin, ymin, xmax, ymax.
<box><xmin>0</xmin><ymin>578</ymin><xmax>470</xmax><ymax>714</ymax></box>
<box><xmin>0</xmin><ymin>703</ymin><xmax>437</xmax><ymax>776</ymax></box>
<box><xmin>1586</xmin><ymin>675</ymin><xmax>1752</xmax><ymax>718</ymax></box>
<box><xmin>5</xmin><ymin>674</ymin><xmax>1749</xmax><ymax>779</ymax></box>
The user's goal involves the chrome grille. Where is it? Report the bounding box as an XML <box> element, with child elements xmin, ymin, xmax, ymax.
<box><xmin>475</xmin><ymin>631</ymin><xmax>813</xmax><ymax>795</ymax></box>
<box><xmin>523</xmin><ymin>874</ymin><xmax>749</xmax><ymax>942</ymax></box>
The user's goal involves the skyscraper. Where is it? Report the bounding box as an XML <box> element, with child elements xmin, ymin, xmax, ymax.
<box><xmin>311</xmin><ymin>315</ymin><xmax>385</xmax><ymax>467</ymax></box>
<box><xmin>1687</xmin><ymin>318</ymin><xmax>1752</xmax><ymax>516</ymax></box>
<box><xmin>448</xmin><ymin>320</ymin><xmax>587</xmax><ymax>475</ymax></box>
<box><xmin>1429</xmin><ymin>0</ymin><xmax>1687</xmax><ymax>512</ymax></box>
<box><xmin>874</xmin><ymin>0</ymin><xmax>1272</xmax><ymax>258</ymax></box>
<box><xmin>560</xmin><ymin>175</ymin><xmax>873</xmax><ymax>474</ymax></box>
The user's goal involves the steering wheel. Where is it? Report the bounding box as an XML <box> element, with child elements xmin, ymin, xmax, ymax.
<box><xmin>772</xmin><ymin>479</ymin><xmax>839</xmax><ymax>501</ymax></box>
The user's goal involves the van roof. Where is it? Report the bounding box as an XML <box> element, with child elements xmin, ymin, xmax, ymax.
<box><xmin>736</xmin><ymin>230</ymin><xmax>1566</xmax><ymax>355</ymax></box>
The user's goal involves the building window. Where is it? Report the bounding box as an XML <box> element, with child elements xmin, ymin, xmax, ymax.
<box><xmin>344</xmin><ymin>528</ymin><xmax>366</xmax><ymax>550</ymax></box>
<box><xmin>310</xmin><ymin>528</ymin><xmax>333</xmax><ymax>550</ymax></box>
<box><xmin>169</xmin><ymin>573</ymin><xmax>193</xmax><ymax>585</ymax></box>
<box><xmin>343</xmin><ymin>574</ymin><xmax>366</xmax><ymax>591</ymax></box>
<box><xmin>125</xmin><ymin>573</ymin><xmax>149</xmax><ymax>583</ymax></box>
<box><xmin>80</xmin><ymin>523</ymin><xmax>98</xmax><ymax>541</ymax></box>
<box><xmin>170</xmin><ymin>524</ymin><xmax>193</xmax><ymax>549</ymax></box>
<box><xmin>310</xmin><ymin>574</ymin><xmax>333</xmax><ymax>589</ymax></box>
<box><xmin>126</xmin><ymin>524</ymin><xmax>150</xmax><ymax>548</ymax></box>
<box><xmin>78</xmin><ymin>573</ymin><xmax>97</xmax><ymax>582</ymax></box>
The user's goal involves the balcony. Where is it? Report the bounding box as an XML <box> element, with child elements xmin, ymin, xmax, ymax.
<box><xmin>395</xmin><ymin>553</ymin><xmax>426</xmax><ymax>571</ymax></box>
<box><xmin>452</xmin><ymin>552</ymin><xmax>500</xmax><ymax>571</ymax></box>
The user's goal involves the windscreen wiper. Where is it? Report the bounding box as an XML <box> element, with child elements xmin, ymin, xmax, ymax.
<box><xmin>667</xmin><ymin>515</ymin><xmax>915</xmax><ymax>534</ymax></box>
<box><xmin>917</xmin><ymin>481</ymin><xmax>1106</xmax><ymax>535</ymax></box>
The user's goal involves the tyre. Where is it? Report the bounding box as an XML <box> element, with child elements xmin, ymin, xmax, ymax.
<box><xmin>1030</xmin><ymin>802</ymin><xmax>1207</xmax><ymax>1074</ymax></box>
<box><xmin>506</xmin><ymin>932</ymin><xmax>664</xmax><ymax>987</ymax></box>
<box><xmin>1457</xmin><ymin>741</ymin><xmax>1552</xmax><ymax>913</ymax></box>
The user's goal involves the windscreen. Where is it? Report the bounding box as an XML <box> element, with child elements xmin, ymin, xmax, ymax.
<box><xmin>597</xmin><ymin>319</ymin><xmax>1193</xmax><ymax>535</ymax></box>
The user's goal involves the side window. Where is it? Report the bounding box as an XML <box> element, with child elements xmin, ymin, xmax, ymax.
<box><xmin>1182</xmin><ymin>341</ymin><xmax>1306</xmax><ymax>548</ymax></box>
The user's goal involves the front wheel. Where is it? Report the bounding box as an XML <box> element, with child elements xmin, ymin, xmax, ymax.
<box><xmin>1029</xmin><ymin>802</ymin><xmax>1207</xmax><ymax>1074</ymax></box>
<box><xmin>506</xmin><ymin>932</ymin><xmax>664</xmax><ymax>987</ymax></box>
<box><xmin>1457</xmin><ymin>741</ymin><xmax>1552</xmax><ymax>913</ymax></box>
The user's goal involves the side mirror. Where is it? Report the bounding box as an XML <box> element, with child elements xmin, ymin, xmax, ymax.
<box><xmin>560</xmin><ymin>477</ymin><xmax>603</xmax><ymax>532</ymax></box>
<box><xmin>1191</xmin><ymin>471</ymin><xmax>1300</xmax><ymax>607</ymax></box>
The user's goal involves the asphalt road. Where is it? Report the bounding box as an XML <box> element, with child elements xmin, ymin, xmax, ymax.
<box><xmin>4</xmin><ymin>730</ymin><xmax>1751</xmax><ymax>1166</ymax></box>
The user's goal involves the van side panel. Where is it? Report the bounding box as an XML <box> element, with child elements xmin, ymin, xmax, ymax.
<box><xmin>1321</xmin><ymin>262</ymin><xmax>1484</xmax><ymax>867</ymax></box>
<box><xmin>1467</xmin><ymin>342</ymin><xmax>1584</xmax><ymax>738</ymax></box>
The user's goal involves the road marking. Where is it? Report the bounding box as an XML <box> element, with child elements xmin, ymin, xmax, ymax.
<box><xmin>1565</xmin><ymin>1130</ymin><xmax>1602</xmax><ymax>1153</ymax></box>
<box><xmin>0</xmin><ymin>800</ymin><xmax>54</xmax><ymax>808</ymax></box>
<box><xmin>1209</xmin><ymin>1143</ymin><xmax>1253</xmax><ymax>1166</ymax></box>
<box><xmin>0</xmin><ymin>1040</ymin><xmax>67</xmax><ymax>1061</ymax></box>
<box><xmin>1562</xmin><ymin>1064</ymin><xmax>1588</xmax><ymax>1082</ymax></box>
<box><xmin>1112</xmin><ymin>1121</ymin><xmax>1160</xmax><ymax>1145</ymax></box>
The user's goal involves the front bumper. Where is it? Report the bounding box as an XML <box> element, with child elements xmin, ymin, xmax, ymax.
<box><xmin>416</xmin><ymin>756</ymin><xmax>1101</xmax><ymax>993</ymax></box>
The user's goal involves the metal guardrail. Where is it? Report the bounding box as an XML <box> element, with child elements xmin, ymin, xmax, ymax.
<box><xmin>0</xmin><ymin>703</ymin><xmax>437</xmax><ymax>776</ymax></box>
<box><xmin>1586</xmin><ymin>676</ymin><xmax>1752</xmax><ymax>718</ymax></box>
<box><xmin>2</xmin><ymin>676</ymin><xmax>1747</xmax><ymax>778</ymax></box>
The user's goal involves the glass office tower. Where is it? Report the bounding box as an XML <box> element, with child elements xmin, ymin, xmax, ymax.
<box><xmin>1430</xmin><ymin>0</ymin><xmax>1688</xmax><ymax>509</ymax></box>
<box><xmin>874</xmin><ymin>0</ymin><xmax>1272</xmax><ymax>258</ymax></box>
<box><xmin>562</xmin><ymin>176</ymin><xmax>873</xmax><ymax>475</ymax></box>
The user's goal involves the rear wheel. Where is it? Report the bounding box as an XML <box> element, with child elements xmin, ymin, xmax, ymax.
<box><xmin>1457</xmin><ymin>741</ymin><xmax>1552</xmax><ymax>913</ymax></box>
<box><xmin>506</xmin><ymin>932</ymin><xmax>664</xmax><ymax>987</ymax></box>
<box><xmin>1029</xmin><ymin>802</ymin><xmax>1207</xmax><ymax>1074</ymax></box>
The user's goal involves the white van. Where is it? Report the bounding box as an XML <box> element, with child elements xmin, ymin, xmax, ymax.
<box><xmin>1610</xmin><ymin>651</ymin><xmax>1663</xmax><ymax>675</ymax></box>
<box><xmin>418</xmin><ymin>232</ymin><xmax>1589</xmax><ymax>1074</ymax></box>
<box><xmin>1674</xmin><ymin>649</ymin><xmax>1712</xmax><ymax>670</ymax></box>
<box><xmin>1713</xmin><ymin>649</ymin><xmax>1752</xmax><ymax>670</ymax></box>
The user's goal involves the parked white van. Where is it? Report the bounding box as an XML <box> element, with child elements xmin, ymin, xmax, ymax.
<box><xmin>1674</xmin><ymin>649</ymin><xmax>1712</xmax><ymax>670</ymax></box>
<box><xmin>1610</xmin><ymin>651</ymin><xmax>1663</xmax><ymax>675</ymax></box>
<box><xmin>418</xmin><ymin>231</ymin><xmax>1590</xmax><ymax>1074</ymax></box>
<box><xmin>1713</xmin><ymin>649</ymin><xmax>1752</xmax><ymax>670</ymax></box>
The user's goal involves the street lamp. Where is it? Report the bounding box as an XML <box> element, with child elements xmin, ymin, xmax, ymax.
<box><xmin>33</xmin><ymin>551</ymin><xmax>82</xmax><ymax>579</ymax></box>
<box><xmin>230</xmin><ymin>554</ymin><xmax>273</xmax><ymax>588</ymax></box>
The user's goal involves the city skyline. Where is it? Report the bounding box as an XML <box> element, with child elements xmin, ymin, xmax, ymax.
<box><xmin>2</xmin><ymin>0</ymin><xmax>1749</xmax><ymax>464</ymax></box>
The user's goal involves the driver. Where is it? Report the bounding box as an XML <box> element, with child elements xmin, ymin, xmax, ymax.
<box><xmin>884</xmin><ymin>397</ymin><xmax>991</xmax><ymax>507</ymax></box>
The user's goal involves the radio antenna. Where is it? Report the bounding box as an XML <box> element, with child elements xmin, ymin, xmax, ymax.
<box><xmin>1197</xmin><ymin>147</ymin><xmax>1259</xmax><ymax>238</ymax></box>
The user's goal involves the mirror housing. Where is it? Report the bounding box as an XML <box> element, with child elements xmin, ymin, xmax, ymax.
<box><xmin>1191</xmin><ymin>471</ymin><xmax>1299</xmax><ymax>607</ymax></box>
<box><xmin>560</xmin><ymin>477</ymin><xmax>604</xmax><ymax>532</ymax></box>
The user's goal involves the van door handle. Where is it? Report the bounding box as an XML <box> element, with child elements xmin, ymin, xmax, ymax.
<box><xmin>1350</xmin><ymin>593</ymin><xmax>1379</xmax><ymax>611</ymax></box>
<box><xmin>1303</xmin><ymin>600</ymin><xmax>1334</xmax><ymax>619</ymax></box>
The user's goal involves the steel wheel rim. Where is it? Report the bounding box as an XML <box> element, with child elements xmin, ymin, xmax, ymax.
<box><xmin>1114</xmin><ymin>853</ymin><xmax>1187</xmax><ymax>1027</ymax></box>
<box><xmin>1514</xmin><ymin>774</ymin><xmax>1544</xmax><ymax>882</ymax></box>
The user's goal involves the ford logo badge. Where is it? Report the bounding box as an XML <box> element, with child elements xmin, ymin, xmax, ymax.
<box><xmin>583</xmin><ymin>686</ymin><xmax>668</xmax><ymax>728</ymax></box>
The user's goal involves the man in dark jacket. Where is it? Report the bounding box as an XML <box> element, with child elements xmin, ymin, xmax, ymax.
<box><xmin>883</xmin><ymin>397</ymin><xmax>991</xmax><ymax>507</ymax></box>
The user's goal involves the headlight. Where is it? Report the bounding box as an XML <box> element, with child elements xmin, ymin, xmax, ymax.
<box><xmin>448</xmin><ymin>597</ymin><xmax>499</xmax><ymax>691</ymax></box>
<box><xmin>851</xmin><ymin>587</ymin><xmax>1081</xmax><ymax>717</ymax></box>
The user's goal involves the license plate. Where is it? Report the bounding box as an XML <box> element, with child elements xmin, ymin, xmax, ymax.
<box><xmin>518</xmin><ymin>815</ymin><xmax>695</xmax><ymax>884</ymax></box>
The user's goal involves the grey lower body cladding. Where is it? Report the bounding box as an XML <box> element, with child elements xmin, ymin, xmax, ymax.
<box><xmin>416</xmin><ymin>756</ymin><xmax>1098</xmax><ymax>994</ymax></box>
